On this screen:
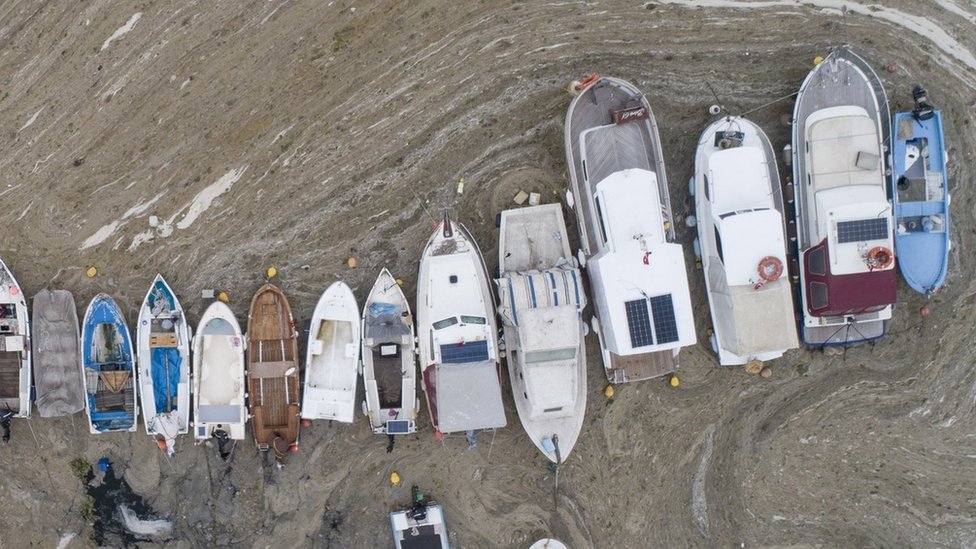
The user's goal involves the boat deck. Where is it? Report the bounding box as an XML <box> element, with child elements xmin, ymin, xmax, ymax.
<box><xmin>565</xmin><ymin>77</ymin><xmax>672</xmax><ymax>255</ymax></box>
<box><xmin>499</xmin><ymin>205</ymin><xmax>572</xmax><ymax>273</ymax></box>
<box><xmin>372</xmin><ymin>349</ymin><xmax>403</xmax><ymax>409</ymax></box>
<box><xmin>0</xmin><ymin>353</ymin><xmax>21</xmax><ymax>409</ymax></box>
<box><xmin>607</xmin><ymin>350</ymin><xmax>675</xmax><ymax>384</ymax></box>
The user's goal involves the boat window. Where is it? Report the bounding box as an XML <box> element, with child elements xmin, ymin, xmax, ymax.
<box><xmin>543</xmin><ymin>406</ymin><xmax>564</xmax><ymax>413</ymax></box>
<box><xmin>525</xmin><ymin>347</ymin><xmax>577</xmax><ymax>363</ymax></box>
<box><xmin>703</xmin><ymin>175</ymin><xmax>710</xmax><ymax>201</ymax></box>
<box><xmin>810</xmin><ymin>282</ymin><xmax>828</xmax><ymax>310</ymax></box>
<box><xmin>460</xmin><ymin>315</ymin><xmax>486</xmax><ymax>325</ymax></box>
<box><xmin>433</xmin><ymin>317</ymin><xmax>458</xmax><ymax>330</ymax></box>
<box><xmin>808</xmin><ymin>246</ymin><xmax>826</xmax><ymax>276</ymax></box>
<box><xmin>594</xmin><ymin>196</ymin><xmax>609</xmax><ymax>244</ymax></box>
<box><xmin>713</xmin><ymin>227</ymin><xmax>724</xmax><ymax>263</ymax></box>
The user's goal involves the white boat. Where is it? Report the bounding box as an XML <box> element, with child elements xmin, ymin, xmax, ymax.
<box><xmin>32</xmin><ymin>289</ymin><xmax>85</xmax><ymax>418</ymax></box>
<box><xmin>361</xmin><ymin>268</ymin><xmax>418</xmax><ymax>435</ymax></box>
<box><xmin>692</xmin><ymin>116</ymin><xmax>799</xmax><ymax>365</ymax></box>
<box><xmin>417</xmin><ymin>213</ymin><xmax>506</xmax><ymax>436</ymax></box>
<box><xmin>564</xmin><ymin>75</ymin><xmax>696</xmax><ymax>383</ymax></box>
<box><xmin>792</xmin><ymin>48</ymin><xmax>897</xmax><ymax>346</ymax></box>
<box><xmin>390</xmin><ymin>486</ymin><xmax>449</xmax><ymax>549</ymax></box>
<box><xmin>301</xmin><ymin>281</ymin><xmax>361</xmax><ymax>423</ymax></box>
<box><xmin>0</xmin><ymin>258</ymin><xmax>31</xmax><ymax>434</ymax></box>
<box><xmin>496</xmin><ymin>204</ymin><xmax>587</xmax><ymax>463</ymax></box>
<box><xmin>192</xmin><ymin>301</ymin><xmax>247</xmax><ymax>444</ymax></box>
<box><xmin>136</xmin><ymin>274</ymin><xmax>191</xmax><ymax>454</ymax></box>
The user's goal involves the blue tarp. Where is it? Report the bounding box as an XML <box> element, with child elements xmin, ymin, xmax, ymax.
<box><xmin>151</xmin><ymin>347</ymin><xmax>181</xmax><ymax>413</ymax></box>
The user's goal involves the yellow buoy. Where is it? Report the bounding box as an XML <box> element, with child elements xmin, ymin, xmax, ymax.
<box><xmin>267</xmin><ymin>266</ymin><xmax>277</xmax><ymax>279</ymax></box>
<box><xmin>86</xmin><ymin>266</ymin><xmax>97</xmax><ymax>278</ymax></box>
<box><xmin>669</xmin><ymin>375</ymin><xmax>680</xmax><ymax>388</ymax></box>
<box><xmin>347</xmin><ymin>257</ymin><xmax>357</xmax><ymax>269</ymax></box>
<box><xmin>604</xmin><ymin>384</ymin><xmax>614</xmax><ymax>399</ymax></box>
<box><xmin>390</xmin><ymin>471</ymin><xmax>401</xmax><ymax>486</ymax></box>
<box><xmin>395</xmin><ymin>278</ymin><xmax>404</xmax><ymax>286</ymax></box>
<box><xmin>217</xmin><ymin>291</ymin><xmax>230</xmax><ymax>303</ymax></box>
<box><xmin>813</xmin><ymin>55</ymin><xmax>824</xmax><ymax>65</ymax></box>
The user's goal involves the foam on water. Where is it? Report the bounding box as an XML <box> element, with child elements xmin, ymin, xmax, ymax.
<box><xmin>101</xmin><ymin>13</ymin><xmax>142</xmax><ymax>51</ymax></box>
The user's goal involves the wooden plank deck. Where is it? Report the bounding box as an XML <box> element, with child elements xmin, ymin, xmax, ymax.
<box><xmin>607</xmin><ymin>350</ymin><xmax>675</xmax><ymax>384</ymax></box>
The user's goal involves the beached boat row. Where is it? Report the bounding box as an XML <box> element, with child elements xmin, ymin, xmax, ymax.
<box><xmin>0</xmin><ymin>48</ymin><xmax>950</xmax><ymax>470</ymax></box>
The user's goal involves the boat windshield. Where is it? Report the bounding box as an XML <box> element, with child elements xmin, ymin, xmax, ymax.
<box><xmin>433</xmin><ymin>317</ymin><xmax>458</xmax><ymax>330</ymax></box>
<box><xmin>524</xmin><ymin>347</ymin><xmax>577</xmax><ymax>364</ymax></box>
<box><xmin>460</xmin><ymin>315</ymin><xmax>486</xmax><ymax>325</ymax></box>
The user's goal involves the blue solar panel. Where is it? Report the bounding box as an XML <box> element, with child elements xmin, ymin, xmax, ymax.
<box><xmin>440</xmin><ymin>340</ymin><xmax>490</xmax><ymax>364</ymax></box>
<box><xmin>650</xmin><ymin>295</ymin><xmax>679</xmax><ymax>344</ymax></box>
<box><xmin>625</xmin><ymin>299</ymin><xmax>654</xmax><ymax>348</ymax></box>
<box><xmin>386</xmin><ymin>420</ymin><xmax>412</xmax><ymax>434</ymax></box>
<box><xmin>837</xmin><ymin>218</ymin><xmax>888</xmax><ymax>244</ymax></box>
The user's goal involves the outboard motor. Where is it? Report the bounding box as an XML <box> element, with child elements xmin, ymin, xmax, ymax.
<box><xmin>408</xmin><ymin>486</ymin><xmax>428</xmax><ymax>522</ymax></box>
<box><xmin>912</xmin><ymin>85</ymin><xmax>935</xmax><ymax>121</ymax></box>
<box><xmin>0</xmin><ymin>408</ymin><xmax>13</xmax><ymax>443</ymax></box>
<box><xmin>213</xmin><ymin>429</ymin><xmax>233</xmax><ymax>461</ymax></box>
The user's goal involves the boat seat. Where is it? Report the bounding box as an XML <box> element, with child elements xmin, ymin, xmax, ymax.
<box><xmin>855</xmin><ymin>150</ymin><xmax>879</xmax><ymax>170</ymax></box>
<box><xmin>309</xmin><ymin>340</ymin><xmax>324</xmax><ymax>356</ymax></box>
<box><xmin>345</xmin><ymin>343</ymin><xmax>357</xmax><ymax>358</ymax></box>
<box><xmin>150</xmin><ymin>333</ymin><xmax>179</xmax><ymax>348</ymax></box>
<box><xmin>1</xmin><ymin>335</ymin><xmax>23</xmax><ymax>352</ymax></box>
<box><xmin>99</xmin><ymin>371</ymin><xmax>131</xmax><ymax>393</ymax></box>
<box><xmin>899</xmin><ymin>201</ymin><xmax>945</xmax><ymax>217</ymax></box>
<box><xmin>198</xmin><ymin>404</ymin><xmax>241</xmax><ymax>423</ymax></box>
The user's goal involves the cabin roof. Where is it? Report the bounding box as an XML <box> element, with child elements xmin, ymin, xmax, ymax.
<box><xmin>709</xmin><ymin>147</ymin><xmax>774</xmax><ymax>215</ymax></box>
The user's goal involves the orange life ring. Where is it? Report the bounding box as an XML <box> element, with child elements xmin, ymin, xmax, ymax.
<box><xmin>757</xmin><ymin>256</ymin><xmax>783</xmax><ymax>282</ymax></box>
<box><xmin>578</xmin><ymin>73</ymin><xmax>600</xmax><ymax>91</ymax></box>
<box><xmin>865</xmin><ymin>246</ymin><xmax>893</xmax><ymax>270</ymax></box>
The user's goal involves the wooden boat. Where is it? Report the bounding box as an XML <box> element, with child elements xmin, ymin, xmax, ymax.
<box><xmin>301</xmin><ymin>281</ymin><xmax>360</xmax><ymax>423</ymax></box>
<box><xmin>892</xmin><ymin>85</ymin><xmax>950</xmax><ymax>296</ymax></box>
<box><xmin>692</xmin><ymin>116</ymin><xmax>799</xmax><ymax>365</ymax></box>
<box><xmin>564</xmin><ymin>75</ymin><xmax>696</xmax><ymax>383</ymax></box>
<box><xmin>417</xmin><ymin>213</ymin><xmax>506</xmax><ymax>436</ymax></box>
<box><xmin>0</xmin><ymin>258</ymin><xmax>31</xmax><ymax>439</ymax></box>
<box><xmin>361</xmin><ymin>268</ymin><xmax>418</xmax><ymax>436</ymax></box>
<box><xmin>32</xmin><ymin>289</ymin><xmax>85</xmax><ymax>418</ymax></box>
<box><xmin>791</xmin><ymin>48</ymin><xmax>896</xmax><ymax>346</ymax></box>
<box><xmin>246</xmin><ymin>284</ymin><xmax>300</xmax><ymax>463</ymax></box>
<box><xmin>136</xmin><ymin>274</ymin><xmax>191</xmax><ymax>454</ymax></box>
<box><xmin>82</xmin><ymin>293</ymin><xmax>137</xmax><ymax>433</ymax></box>
<box><xmin>390</xmin><ymin>486</ymin><xmax>449</xmax><ymax>549</ymax></box>
<box><xmin>193</xmin><ymin>301</ymin><xmax>246</xmax><ymax>444</ymax></box>
<box><xmin>496</xmin><ymin>204</ymin><xmax>586</xmax><ymax>463</ymax></box>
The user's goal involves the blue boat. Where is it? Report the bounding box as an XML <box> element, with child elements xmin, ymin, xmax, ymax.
<box><xmin>82</xmin><ymin>294</ymin><xmax>138</xmax><ymax>433</ymax></box>
<box><xmin>891</xmin><ymin>85</ymin><xmax>950</xmax><ymax>296</ymax></box>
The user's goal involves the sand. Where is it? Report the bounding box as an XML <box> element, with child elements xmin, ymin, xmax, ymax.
<box><xmin>0</xmin><ymin>1</ymin><xmax>975</xmax><ymax>547</ymax></box>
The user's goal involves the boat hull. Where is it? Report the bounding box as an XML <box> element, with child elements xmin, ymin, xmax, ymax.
<box><xmin>32</xmin><ymin>289</ymin><xmax>85</xmax><ymax>418</ymax></box>
<box><xmin>193</xmin><ymin>301</ymin><xmax>247</xmax><ymax>442</ymax></box>
<box><xmin>82</xmin><ymin>294</ymin><xmax>137</xmax><ymax>433</ymax></box>
<box><xmin>246</xmin><ymin>284</ymin><xmax>301</xmax><ymax>454</ymax></box>
<box><xmin>891</xmin><ymin>110</ymin><xmax>950</xmax><ymax>295</ymax></box>
<box><xmin>302</xmin><ymin>281</ymin><xmax>361</xmax><ymax>423</ymax></box>
<box><xmin>0</xmin><ymin>258</ymin><xmax>31</xmax><ymax>419</ymax></box>
<box><xmin>361</xmin><ymin>268</ymin><xmax>418</xmax><ymax>435</ymax></box>
<box><xmin>136</xmin><ymin>274</ymin><xmax>191</xmax><ymax>446</ymax></box>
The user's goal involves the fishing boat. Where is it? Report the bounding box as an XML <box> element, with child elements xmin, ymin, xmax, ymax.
<box><xmin>82</xmin><ymin>294</ymin><xmax>137</xmax><ymax>433</ymax></box>
<box><xmin>136</xmin><ymin>275</ymin><xmax>191</xmax><ymax>455</ymax></box>
<box><xmin>496</xmin><ymin>204</ymin><xmax>586</xmax><ymax>463</ymax></box>
<box><xmin>32</xmin><ymin>289</ymin><xmax>85</xmax><ymax>418</ymax></box>
<box><xmin>692</xmin><ymin>116</ymin><xmax>799</xmax><ymax>365</ymax></box>
<box><xmin>564</xmin><ymin>75</ymin><xmax>696</xmax><ymax>383</ymax></box>
<box><xmin>361</xmin><ymin>268</ymin><xmax>418</xmax><ymax>436</ymax></box>
<box><xmin>192</xmin><ymin>301</ymin><xmax>246</xmax><ymax>449</ymax></box>
<box><xmin>891</xmin><ymin>85</ymin><xmax>950</xmax><ymax>296</ymax></box>
<box><xmin>417</xmin><ymin>213</ymin><xmax>506</xmax><ymax>437</ymax></box>
<box><xmin>0</xmin><ymin>258</ymin><xmax>31</xmax><ymax>441</ymax></box>
<box><xmin>390</xmin><ymin>486</ymin><xmax>449</xmax><ymax>549</ymax></box>
<box><xmin>302</xmin><ymin>281</ymin><xmax>360</xmax><ymax>423</ymax></box>
<box><xmin>792</xmin><ymin>48</ymin><xmax>896</xmax><ymax>345</ymax></box>
<box><xmin>246</xmin><ymin>284</ymin><xmax>300</xmax><ymax>463</ymax></box>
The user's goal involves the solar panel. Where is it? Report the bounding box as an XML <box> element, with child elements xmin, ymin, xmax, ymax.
<box><xmin>837</xmin><ymin>218</ymin><xmax>888</xmax><ymax>244</ymax></box>
<box><xmin>625</xmin><ymin>299</ymin><xmax>655</xmax><ymax>348</ymax></box>
<box><xmin>650</xmin><ymin>294</ymin><xmax>679</xmax><ymax>344</ymax></box>
<box><xmin>386</xmin><ymin>420</ymin><xmax>412</xmax><ymax>434</ymax></box>
<box><xmin>440</xmin><ymin>340</ymin><xmax>490</xmax><ymax>364</ymax></box>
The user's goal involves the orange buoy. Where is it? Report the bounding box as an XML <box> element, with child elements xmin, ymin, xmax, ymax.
<box><xmin>434</xmin><ymin>430</ymin><xmax>443</xmax><ymax>441</ymax></box>
<box><xmin>865</xmin><ymin>246</ymin><xmax>893</xmax><ymax>271</ymax></box>
<box><xmin>347</xmin><ymin>257</ymin><xmax>357</xmax><ymax>269</ymax></box>
<box><xmin>919</xmin><ymin>305</ymin><xmax>930</xmax><ymax>317</ymax></box>
<box><xmin>289</xmin><ymin>443</ymin><xmax>299</xmax><ymax>453</ymax></box>
<box><xmin>577</xmin><ymin>73</ymin><xmax>600</xmax><ymax>91</ymax></box>
<box><xmin>217</xmin><ymin>291</ymin><xmax>230</xmax><ymax>303</ymax></box>
<box><xmin>156</xmin><ymin>439</ymin><xmax>168</xmax><ymax>451</ymax></box>
<box><xmin>301</xmin><ymin>419</ymin><xmax>312</xmax><ymax>428</ymax></box>
<box><xmin>758</xmin><ymin>256</ymin><xmax>784</xmax><ymax>282</ymax></box>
